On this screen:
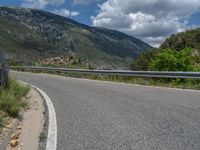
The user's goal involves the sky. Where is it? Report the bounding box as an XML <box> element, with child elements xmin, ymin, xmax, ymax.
<box><xmin>0</xmin><ymin>0</ymin><xmax>200</xmax><ymax>47</ymax></box>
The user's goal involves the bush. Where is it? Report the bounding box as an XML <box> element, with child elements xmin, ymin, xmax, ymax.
<box><xmin>131</xmin><ymin>48</ymin><xmax>159</xmax><ymax>70</ymax></box>
<box><xmin>149</xmin><ymin>48</ymin><xmax>194</xmax><ymax>71</ymax></box>
<box><xmin>0</xmin><ymin>78</ymin><xmax>29</xmax><ymax>117</ymax></box>
<box><xmin>0</xmin><ymin>110</ymin><xmax>8</xmax><ymax>127</ymax></box>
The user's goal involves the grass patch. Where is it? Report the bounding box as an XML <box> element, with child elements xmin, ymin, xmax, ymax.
<box><xmin>0</xmin><ymin>110</ymin><xmax>8</xmax><ymax>127</ymax></box>
<box><xmin>0</xmin><ymin>77</ymin><xmax>29</xmax><ymax>127</ymax></box>
<box><xmin>39</xmin><ymin>132</ymin><xmax>47</xmax><ymax>142</ymax></box>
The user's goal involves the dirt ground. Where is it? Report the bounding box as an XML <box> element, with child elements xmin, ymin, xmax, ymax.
<box><xmin>6</xmin><ymin>88</ymin><xmax>45</xmax><ymax>150</ymax></box>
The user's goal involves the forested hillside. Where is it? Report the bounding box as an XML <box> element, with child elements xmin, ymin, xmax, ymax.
<box><xmin>131</xmin><ymin>28</ymin><xmax>200</xmax><ymax>72</ymax></box>
<box><xmin>160</xmin><ymin>28</ymin><xmax>200</xmax><ymax>51</ymax></box>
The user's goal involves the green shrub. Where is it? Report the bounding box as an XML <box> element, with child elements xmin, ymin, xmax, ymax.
<box><xmin>131</xmin><ymin>48</ymin><xmax>159</xmax><ymax>70</ymax></box>
<box><xmin>0</xmin><ymin>110</ymin><xmax>8</xmax><ymax>127</ymax></box>
<box><xmin>149</xmin><ymin>48</ymin><xmax>194</xmax><ymax>71</ymax></box>
<box><xmin>0</xmin><ymin>78</ymin><xmax>29</xmax><ymax>117</ymax></box>
<box><xmin>39</xmin><ymin>132</ymin><xmax>47</xmax><ymax>142</ymax></box>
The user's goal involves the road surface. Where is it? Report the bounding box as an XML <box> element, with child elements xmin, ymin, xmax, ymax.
<box><xmin>11</xmin><ymin>71</ymin><xmax>200</xmax><ymax>150</ymax></box>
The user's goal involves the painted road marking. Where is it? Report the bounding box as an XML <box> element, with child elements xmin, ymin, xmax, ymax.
<box><xmin>19</xmin><ymin>81</ymin><xmax>57</xmax><ymax>150</ymax></box>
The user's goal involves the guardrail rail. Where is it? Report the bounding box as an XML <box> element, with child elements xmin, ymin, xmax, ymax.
<box><xmin>10</xmin><ymin>66</ymin><xmax>200</xmax><ymax>79</ymax></box>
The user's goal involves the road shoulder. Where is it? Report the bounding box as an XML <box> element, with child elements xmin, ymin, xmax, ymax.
<box><xmin>6</xmin><ymin>88</ymin><xmax>45</xmax><ymax>150</ymax></box>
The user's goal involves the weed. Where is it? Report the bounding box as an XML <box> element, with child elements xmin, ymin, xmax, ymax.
<box><xmin>39</xmin><ymin>132</ymin><xmax>47</xmax><ymax>142</ymax></box>
<box><xmin>0</xmin><ymin>77</ymin><xmax>29</xmax><ymax>118</ymax></box>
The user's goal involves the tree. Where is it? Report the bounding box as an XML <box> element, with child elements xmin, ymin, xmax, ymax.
<box><xmin>149</xmin><ymin>48</ymin><xmax>194</xmax><ymax>71</ymax></box>
<box><xmin>131</xmin><ymin>48</ymin><xmax>158</xmax><ymax>71</ymax></box>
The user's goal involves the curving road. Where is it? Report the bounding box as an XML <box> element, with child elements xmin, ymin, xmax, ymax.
<box><xmin>11</xmin><ymin>71</ymin><xmax>200</xmax><ymax>150</ymax></box>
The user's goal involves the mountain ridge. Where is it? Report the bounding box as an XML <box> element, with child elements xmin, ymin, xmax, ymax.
<box><xmin>0</xmin><ymin>6</ymin><xmax>152</xmax><ymax>69</ymax></box>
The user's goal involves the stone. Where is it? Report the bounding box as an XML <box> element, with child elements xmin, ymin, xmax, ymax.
<box><xmin>10</xmin><ymin>139</ymin><xmax>18</xmax><ymax>147</ymax></box>
<box><xmin>5</xmin><ymin>124</ymin><xmax>12</xmax><ymax>129</ymax></box>
<box><xmin>11</xmin><ymin>132</ymin><xmax>19</xmax><ymax>140</ymax></box>
<box><xmin>17</xmin><ymin>126</ymin><xmax>22</xmax><ymax>130</ymax></box>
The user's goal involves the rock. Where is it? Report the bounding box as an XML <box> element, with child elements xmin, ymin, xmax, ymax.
<box><xmin>10</xmin><ymin>139</ymin><xmax>18</xmax><ymax>147</ymax></box>
<box><xmin>11</xmin><ymin>132</ymin><xmax>19</xmax><ymax>140</ymax></box>
<box><xmin>5</xmin><ymin>124</ymin><xmax>12</xmax><ymax>129</ymax></box>
<box><xmin>17</xmin><ymin>126</ymin><xmax>22</xmax><ymax>130</ymax></box>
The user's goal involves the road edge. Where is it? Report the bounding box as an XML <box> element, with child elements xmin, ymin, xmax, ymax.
<box><xmin>42</xmin><ymin>72</ymin><xmax>200</xmax><ymax>93</ymax></box>
<box><xmin>11</xmin><ymin>71</ymin><xmax>200</xmax><ymax>93</ymax></box>
<box><xmin>18</xmin><ymin>81</ymin><xmax>57</xmax><ymax>150</ymax></box>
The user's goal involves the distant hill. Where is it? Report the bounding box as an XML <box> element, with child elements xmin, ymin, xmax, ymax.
<box><xmin>0</xmin><ymin>7</ymin><xmax>152</xmax><ymax>69</ymax></box>
<box><xmin>160</xmin><ymin>28</ymin><xmax>200</xmax><ymax>51</ymax></box>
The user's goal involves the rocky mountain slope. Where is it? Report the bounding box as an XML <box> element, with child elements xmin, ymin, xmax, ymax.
<box><xmin>160</xmin><ymin>28</ymin><xmax>200</xmax><ymax>51</ymax></box>
<box><xmin>0</xmin><ymin>6</ymin><xmax>152</xmax><ymax>69</ymax></box>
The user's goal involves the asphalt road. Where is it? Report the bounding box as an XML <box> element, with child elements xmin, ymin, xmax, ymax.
<box><xmin>11</xmin><ymin>71</ymin><xmax>200</xmax><ymax>150</ymax></box>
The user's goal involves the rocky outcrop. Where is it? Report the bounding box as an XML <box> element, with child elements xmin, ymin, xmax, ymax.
<box><xmin>40</xmin><ymin>55</ymin><xmax>88</xmax><ymax>67</ymax></box>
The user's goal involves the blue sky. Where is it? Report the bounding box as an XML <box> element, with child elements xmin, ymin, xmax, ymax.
<box><xmin>0</xmin><ymin>0</ymin><xmax>200</xmax><ymax>47</ymax></box>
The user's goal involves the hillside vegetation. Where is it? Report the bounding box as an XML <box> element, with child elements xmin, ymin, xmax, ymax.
<box><xmin>131</xmin><ymin>28</ymin><xmax>200</xmax><ymax>72</ymax></box>
<box><xmin>160</xmin><ymin>28</ymin><xmax>200</xmax><ymax>50</ymax></box>
<box><xmin>0</xmin><ymin>7</ymin><xmax>152</xmax><ymax>69</ymax></box>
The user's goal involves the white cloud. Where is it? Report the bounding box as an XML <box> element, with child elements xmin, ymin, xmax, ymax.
<box><xmin>91</xmin><ymin>0</ymin><xmax>200</xmax><ymax>47</ymax></box>
<box><xmin>21</xmin><ymin>0</ymin><xmax>65</xmax><ymax>9</ymax></box>
<box><xmin>52</xmin><ymin>8</ymin><xmax>79</xmax><ymax>17</ymax></box>
<box><xmin>72</xmin><ymin>0</ymin><xmax>103</xmax><ymax>5</ymax></box>
<box><xmin>70</xmin><ymin>11</ymin><xmax>79</xmax><ymax>16</ymax></box>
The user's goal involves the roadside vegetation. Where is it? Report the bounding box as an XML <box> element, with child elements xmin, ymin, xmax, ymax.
<box><xmin>0</xmin><ymin>78</ymin><xmax>29</xmax><ymax>127</ymax></box>
<box><xmin>130</xmin><ymin>28</ymin><xmax>200</xmax><ymax>89</ymax></box>
<box><xmin>131</xmin><ymin>48</ymin><xmax>200</xmax><ymax>72</ymax></box>
<box><xmin>39</xmin><ymin>132</ymin><xmax>47</xmax><ymax>142</ymax></box>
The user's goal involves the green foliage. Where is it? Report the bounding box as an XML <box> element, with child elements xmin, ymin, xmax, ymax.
<box><xmin>0</xmin><ymin>78</ymin><xmax>29</xmax><ymax>117</ymax></box>
<box><xmin>130</xmin><ymin>27</ymin><xmax>200</xmax><ymax>89</ymax></box>
<box><xmin>161</xmin><ymin>28</ymin><xmax>200</xmax><ymax>51</ymax></box>
<box><xmin>131</xmin><ymin>48</ymin><xmax>159</xmax><ymax>70</ymax></box>
<box><xmin>0</xmin><ymin>110</ymin><xmax>8</xmax><ymax>127</ymax></box>
<box><xmin>149</xmin><ymin>48</ymin><xmax>194</xmax><ymax>71</ymax></box>
<box><xmin>39</xmin><ymin>132</ymin><xmax>47</xmax><ymax>142</ymax></box>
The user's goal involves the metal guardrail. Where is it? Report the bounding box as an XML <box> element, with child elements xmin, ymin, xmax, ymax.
<box><xmin>10</xmin><ymin>66</ymin><xmax>200</xmax><ymax>79</ymax></box>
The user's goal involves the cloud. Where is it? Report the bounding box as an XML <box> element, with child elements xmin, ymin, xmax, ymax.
<box><xmin>21</xmin><ymin>0</ymin><xmax>65</xmax><ymax>9</ymax></box>
<box><xmin>91</xmin><ymin>0</ymin><xmax>200</xmax><ymax>47</ymax></box>
<box><xmin>52</xmin><ymin>8</ymin><xmax>79</xmax><ymax>17</ymax></box>
<box><xmin>70</xmin><ymin>11</ymin><xmax>79</xmax><ymax>16</ymax></box>
<box><xmin>21</xmin><ymin>0</ymin><xmax>79</xmax><ymax>17</ymax></box>
<box><xmin>72</xmin><ymin>0</ymin><xmax>103</xmax><ymax>5</ymax></box>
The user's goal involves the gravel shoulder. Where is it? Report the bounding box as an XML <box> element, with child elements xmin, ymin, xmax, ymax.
<box><xmin>6</xmin><ymin>88</ymin><xmax>45</xmax><ymax>150</ymax></box>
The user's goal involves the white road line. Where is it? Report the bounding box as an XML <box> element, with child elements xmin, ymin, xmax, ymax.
<box><xmin>19</xmin><ymin>81</ymin><xmax>57</xmax><ymax>150</ymax></box>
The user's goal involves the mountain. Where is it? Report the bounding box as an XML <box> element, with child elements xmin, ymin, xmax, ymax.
<box><xmin>0</xmin><ymin>6</ymin><xmax>152</xmax><ymax>69</ymax></box>
<box><xmin>160</xmin><ymin>28</ymin><xmax>200</xmax><ymax>51</ymax></box>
